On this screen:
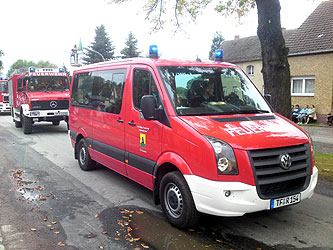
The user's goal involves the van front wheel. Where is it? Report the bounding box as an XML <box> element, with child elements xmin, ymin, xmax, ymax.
<box><xmin>159</xmin><ymin>172</ymin><xmax>200</xmax><ymax>228</ymax></box>
<box><xmin>77</xmin><ymin>139</ymin><xmax>96</xmax><ymax>171</ymax></box>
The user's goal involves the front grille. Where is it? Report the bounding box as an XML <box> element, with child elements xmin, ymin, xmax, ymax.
<box><xmin>248</xmin><ymin>144</ymin><xmax>311</xmax><ymax>199</ymax></box>
<box><xmin>3</xmin><ymin>96</ymin><xmax>9</xmax><ymax>102</ymax></box>
<box><xmin>31</xmin><ymin>100</ymin><xmax>69</xmax><ymax>110</ymax></box>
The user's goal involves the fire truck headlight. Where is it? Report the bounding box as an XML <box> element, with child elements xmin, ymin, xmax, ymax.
<box><xmin>204</xmin><ymin>136</ymin><xmax>238</xmax><ymax>175</ymax></box>
<box><xmin>30</xmin><ymin>111</ymin><xmax>40</xmax><ymax>117</ymax></box>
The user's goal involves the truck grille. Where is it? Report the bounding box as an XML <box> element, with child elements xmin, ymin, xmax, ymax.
<box><xmin>31</xmin><ymin>100</ymin><xmax>69</xmax><ymax>110</ymax></box>
<box><xmin>248</xmin><ymin>144</ymin><xmax>312</xmax><ymax>199</ymax></box>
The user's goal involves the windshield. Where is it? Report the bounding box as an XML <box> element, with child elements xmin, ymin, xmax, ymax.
<box><xmin>28</xmin><ymin>76</ymin><xmax>69</xmax><ymax>92</ymax></box>
<box><xmin>158</xmin><ymin>66</ymin><xmax>271</xmax><ymax>116</ymax></box>
<box><xmin>0</xmin><ymin>82</ymin><xmax>8</xmax><ymax>93</ymax></box>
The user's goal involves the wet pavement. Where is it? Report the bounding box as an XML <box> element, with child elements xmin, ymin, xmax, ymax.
<box><xmin>302</xmin><ymin>125</ymin><xmax>333</xmax><ymax>154</ymax></box>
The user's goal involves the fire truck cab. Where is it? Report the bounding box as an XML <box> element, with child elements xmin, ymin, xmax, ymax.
<box><xmin>8</xmin><ymin>67</ymin><xmax>70</xmax><ymax>134</ymax></box>
<box><xmin>0</xmin><ymin>78</ymin><xmax>10</xmax><ymax>113</ymax></box>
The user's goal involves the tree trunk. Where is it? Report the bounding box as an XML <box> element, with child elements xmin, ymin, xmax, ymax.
<box><xmin>256</xmin><ymin>0</ymin><xmax>291</xmax><ymax>118</ymax></box>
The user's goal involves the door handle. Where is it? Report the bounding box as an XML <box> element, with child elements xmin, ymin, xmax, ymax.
<box><xmin>128</xmin><ymin>121</ymin><xmax>136</xmax><ymax>126</ymax></box>
<box><xmin>117</xmin><ymin>118</ymin><xmax>124</xmax><ymax>123</ymax></box>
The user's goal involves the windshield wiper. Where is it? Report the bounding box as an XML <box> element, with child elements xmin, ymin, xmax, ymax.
<box><xmin>219</xmin><ymin>109</ymin><xmax>270</xmax><ymax>115</ymax></box>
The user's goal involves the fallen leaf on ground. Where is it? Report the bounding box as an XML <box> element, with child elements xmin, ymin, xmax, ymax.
<box><xmin>53</xmin><ymin>231</ymin><xmax>60</xmax><ymax>234</ymax></box>
<box><xmin>87</xmin><ymin>234</ymin><xmax>97</xmax><ymax>238</ymax></box>
<box><xmin>30</xmin><ymin>228</ymin><xmax>37</xmax><ymax>231</ymax></box>
<box><xmin>95</xmin><ymin>214</ymin><xmax>99</xmax><ymax>218</ymax></box>
<box><xmin>57</xmin><ymin>241</ymin><xmax>65</xmax><ymax>246</ymax></box>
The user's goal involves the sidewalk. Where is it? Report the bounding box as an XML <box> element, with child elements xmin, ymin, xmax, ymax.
<box><xmin>302</xmin><ymin>125</ymin><xmax>333</xmax><ymax>154</ymax></box>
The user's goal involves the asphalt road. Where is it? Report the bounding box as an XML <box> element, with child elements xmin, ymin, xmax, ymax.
<box><xmin>0</xmin><ymin>114</ymin><xmax>332</xmax><ymax>250</ymax></box>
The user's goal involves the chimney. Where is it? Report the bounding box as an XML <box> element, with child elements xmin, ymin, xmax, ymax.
<box><xmin>234</xmin><ymin>35</ymin><xmax>240</xmax><ymax>40</ymax></box>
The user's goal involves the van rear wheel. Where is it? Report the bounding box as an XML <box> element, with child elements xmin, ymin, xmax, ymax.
<box><xmin>159</xmin><ymin>171</ymin><xmax>200</xmax><ymax>228</ymax></box>
<box><xmin>77</xmin><ymin>139</ymin><xmax>96</xmax><ymax>171</ymax></box>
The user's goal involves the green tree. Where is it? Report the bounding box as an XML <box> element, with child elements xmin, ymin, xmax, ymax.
<box><xmin>83</xmin><ymin>25</ymin><xmax>115</xmax><ymax>64</ymax></box>
<box><xmin>120</xmin><ymin>32</ymin><xmax>141</xmax><ymax>58</ymax></box>
<box><xmin>0</xmin><ymin>50</ymin><xmax>4</xmax><ymax>73</ymax></box>
<box><xmin>109</xmin><ymin>0</ymin><xmax>291</xmax><ymax>118</ymax></box>
<box><xmin>7</xmin><ymin>59</ymin><xmax>57</xmax><ymax>78</ymax></box>
<box><xmin>209</xmin><ymin>31</ymin><xmax>224</xmax><ymax>60</ymax></box>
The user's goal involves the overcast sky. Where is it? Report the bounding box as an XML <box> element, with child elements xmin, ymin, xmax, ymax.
<box><xmin>0</xmin><ymin>0</ymin><xmax>325</xmax><ymax>76</ymax></box>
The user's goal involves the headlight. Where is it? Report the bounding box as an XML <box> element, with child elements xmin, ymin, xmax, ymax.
<box><xmin>30</xmin><ymin>111</ymin><xmax>40</xmax><ymax>117</ymax></box>
<box><xmin>205</xmin><ymin>136</ymin><xmax>238</xmax><ymax>175</ymax></box>
<box><xmin>305</xmin><ymin>131</ymin><xmax>315</xmax><ymax>164</ymax></box>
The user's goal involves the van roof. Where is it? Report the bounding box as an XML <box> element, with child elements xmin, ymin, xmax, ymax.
<box><xmin>74</xmin><ymin>57</ymin><xmax>239</xmax><ymax>72</ymax></box>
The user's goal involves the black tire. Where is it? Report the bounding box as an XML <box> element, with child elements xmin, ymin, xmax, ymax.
<box><xmin>52</xmin><ymin>121</ymin><xmax>60</xmax><ymax>126</ymax></box>
<box><xmin>159</xmin><ymin>171</ymin><xmax>200</xmax><ymax>228</ymax></box>
<box><xmin>77</xmin><ymin>139</ymin><xmax>96</xmax><ymax>171</ymax></box>
<box><xmin>15</xmin><ymin>120</ymin><xmax>22</xmax><ymax>128</ymax></box>
<box><xmin>23</xmin><ymin>115</ymin><xmax>33</xmax><ymax>134</ymax></box>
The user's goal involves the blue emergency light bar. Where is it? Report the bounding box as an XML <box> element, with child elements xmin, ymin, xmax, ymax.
<box><xmin>215</xmin><ymin>50</ymin><xmax>223</xmax><ymax>62</ymax></box>
<box><xmin>59</xmin><ymin>67</ymin><xmax>64</xmax><ymax>72</ymax></box>
<box><xmin>149</xmin><ymin>45</ymin><xmax>159</xmax><ymax>59</ymax></box>
<box><xmin>0</xmin><ymin>77</ymin><xmax>2</xmax><ymax>80</ymax></box>
<box><xmin>29</xmin><ymin>66</ymin><xmax>35</xmax><ymax>72</ymax></box>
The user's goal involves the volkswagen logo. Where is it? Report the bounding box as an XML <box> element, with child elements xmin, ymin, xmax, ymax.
<box><xmin>280</xmin><ymin>154</ymin><xmax>292</xmax><ymax>170</ymax></box>
<box><xmin>50</xmin><ymin>101</ymin><xmax>58</xmax><ymax>109</ymax></box>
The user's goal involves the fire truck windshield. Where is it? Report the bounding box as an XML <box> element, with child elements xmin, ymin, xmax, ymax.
<box><xmin>28</xmin><ymin>76</ymin><xmax>69</xmax><ymax>92</ymax></box>
<box><xmin>0</xmin><ymin>82</ymin><xmax>8</xmax><ymax>93</ymax></box>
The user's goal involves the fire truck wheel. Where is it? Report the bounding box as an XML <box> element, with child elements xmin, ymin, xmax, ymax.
<box><xmin>52</xmin><ymin>121</ymin><xmax>60</xmax><ymax>126</ymax></box>
<box><xmin>159</xmin><ymin>171</ymin><xmax>200</xmax><ymax>228</ymax></box>
<box><xmin>15</xmin><ymin>120</ymin><xmax>22</xmax><ymax>128</ymax></box>
<box><xmin>23</xmin><ymin>115</ymin><xmax>33</xmax><ymax>134</ymax></box>
<box><xmin>77</xmin><ymin>139</ymin><xmax>97</xmax><ymax>171</ymax></box>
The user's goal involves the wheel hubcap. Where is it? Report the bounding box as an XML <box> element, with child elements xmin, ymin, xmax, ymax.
<box><xmin>79</xmin><ymin>146</ymin><xmax>87</xmax><ymax>165</ymax></box>
<box><xmin>164</xmin><ymin>183</ymin><xmax>183</xmax><ymax>218</ymax></box>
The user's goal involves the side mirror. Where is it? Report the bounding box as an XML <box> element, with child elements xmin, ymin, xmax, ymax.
<box><xmin>140</xmin><ymin>95</ymin><xmax>158</xmax><ymax>120</ymax></box>
<box><xmin>264</xmin><ymin>94</ymin><xmax>272</xmax><ymax>104</ymax></box>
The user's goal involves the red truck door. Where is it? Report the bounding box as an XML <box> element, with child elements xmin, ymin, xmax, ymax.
<box><xmin>124</xmin><ymin>66</ymin><xmax>163</xmax><ymax>190</ymax></box>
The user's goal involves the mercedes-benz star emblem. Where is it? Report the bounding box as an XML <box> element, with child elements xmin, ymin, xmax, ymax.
<box><xmin>50</xmin><ymin>101</ymin><xmax>58</xmax><ymax>108</ymax></box>
<box><xmin>280</xmin><ymin>154</ymin><xmax>292</xmax><ymax>170</ymax></box>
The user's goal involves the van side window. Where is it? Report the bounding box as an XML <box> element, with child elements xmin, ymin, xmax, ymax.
<box><xmin>71</xmin><ymin>69</ymin><xmax>126</xmax><ymax>114</ymax></box>
<box><xmin>133</xmin><ymin>69</ymin><xmax>159</xmax><ymax>110</ymax></box>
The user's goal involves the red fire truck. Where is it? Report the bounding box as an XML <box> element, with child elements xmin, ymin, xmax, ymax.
<box><xmin>8</xmin><ymin>67</ymin><xmax>70</xmax><ymax>134</ymax></box>
<box><xmin>0</xmin><ymin>78</ymin><xmax>10</xmax><ymax>113</ymax></box>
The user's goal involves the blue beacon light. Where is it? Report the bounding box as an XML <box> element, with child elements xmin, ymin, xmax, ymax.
<box><xmin>29</xmin><ymin>66</ymin><xmax>35</xmax><ymax>72</ymax></box>
<box><xmin>215</xmin><ymin>50</ymin><xmax>223</xmax><ymax>62</ymax></box>
<box><xmin>59</xmin><ymin>67</ymin><xmax>64</xmax><ymax>72</ymax></box>
<box><xmin>149</xmin><ymin>45</ymin><xmax>159</xmax><ymax>59</ymax></box>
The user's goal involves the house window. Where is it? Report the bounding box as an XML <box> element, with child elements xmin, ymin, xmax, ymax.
<box><xmin>246</xmin><ymin>65</ymin><xmax>254</xmax><ymax>75</ymax></box>
<box><xmin>291</xmin><ymin>76</ymin><xmax>315</xmax><ymax>96</ymax></box>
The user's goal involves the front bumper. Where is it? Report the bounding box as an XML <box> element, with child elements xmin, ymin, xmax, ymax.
<box><xmin>0</xmin><ymin>103</ymin><xmax>10</xmax><ymax>113</ymax></box>
<box><xmin>26</xmin><ymin>109</ymin><xmax>69</xmax><ymax>118</ymax></box>
<box><xmin>185</xmin><ymin>166</ymin><xmax>318</xmax><ymax>217</ymax></box>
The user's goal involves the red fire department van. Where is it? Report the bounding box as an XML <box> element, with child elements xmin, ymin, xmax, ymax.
<box><xmin>69</xmin><ymin>46</ymin><xmax>318</xmax><ymax>228</ymax></box>
<box><xmin>0</xmin><ymin>78</ymin><xmax>10</xmax><ymax>113</ymax></box>
<box><xmin>8</xmin><ymin>67</ymin><xmax>70</xmax><ymax>134</ymax></box>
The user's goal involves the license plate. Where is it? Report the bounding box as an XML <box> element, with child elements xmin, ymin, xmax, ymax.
<box><xmin>59</xmin><ymin>112</ymin><xmax>68</xmax><ymax>116</ymax></box>
<box><xmin>270</xmin><ymin>193</ymin><xmax>301</xmax><ymax>209</ymax></box>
